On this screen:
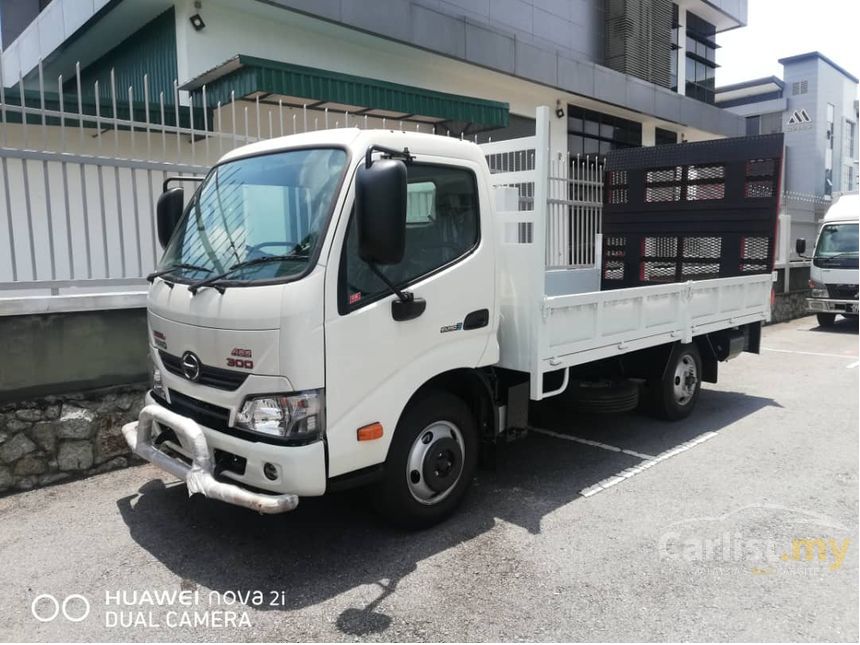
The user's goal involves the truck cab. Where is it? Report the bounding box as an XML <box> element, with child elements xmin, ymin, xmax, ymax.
<box><xmin>797</xmin><ymin>193</ymin><xmax>859</xmax><ymax>327</ymax></box>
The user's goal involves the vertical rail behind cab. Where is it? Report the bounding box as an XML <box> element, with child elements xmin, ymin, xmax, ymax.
<box><xmin>480</xmin><ymin>110</ymin><xmax>781</xmax><ymax>401</ymax></box>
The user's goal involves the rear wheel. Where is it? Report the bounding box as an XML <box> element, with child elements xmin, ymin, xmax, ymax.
<box><xmin>817</xmin><ymin>312</ymin><xmax>837</xmax><ymax>327</ymax></box>
<box><xmin>372</xmin><ymin>391</ymin><xmax>477</xmax><ymax>529</ymax></box>
<box><xmin>647</xmin><ymin>343</ymin><xmax>702</xmax><ymax>421</ymax></box>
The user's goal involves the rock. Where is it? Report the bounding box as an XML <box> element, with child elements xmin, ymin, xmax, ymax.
<box><xmin>0</xmin><ymin>433</ymin><xmax>37</xmax><ymax>464</ymax></box>
<box><xmin>0</xmin><ymin>431</ymin><xmax>7</xmax><ymax>445</ymax></box>
<box><xmin>57</xmin><ymin>406</ymin><xmax>95</xmax><ymax>439</ymax></box>
<box><xmin>44</xmin><ymin>404</ymin><xmax>61</xmax><ymax>420</ymax></box>
<box><xmin>57</xmin><ymin>441</ymin><xmax>93</xmax><ymax>471</ymax></box>
<box><xmin>89</xmin><ymin>456</ymin><xmax>128</xmax><ymax>475</ymax></box>
<box><xmin>94</xmin><ymin>425</ymin><xmax>130</xmax><ymax>465</ymax></box>
<box><xmin>14</xmin><ymin>408</ymin><xmax>43</xmax><ymax>422</ymax></box>
<box><xmin>5</xmin><ymin>418</ymin><xmax>31</xmax><ymax>433</ymax></box>
<box><xmin>0</xmin><ymin>466</ymin><xmax>12</xmax><ymax>491</ymax></box>
<box><xmin>30</xmin><ymin>422</ymin><xmax>57</xmax><ymax>454</ymax></box>
<box><xmin>115</xmin><ymin>394</ymin><xmax>135</xmax><ymax>412</ymax></box>
<box><xmin>14</xmin><ymin>455</ymin><xmax>48</xmax><ymax>476</ymax></box>
<box><xmin>39</xmin><ymin>472</ymin><xmax>71</xmax><ymax>486</ymax></box>
<box><xmin>16</xmin><ymin>476</ymin><xmax>36</xmax><ymax>491</ymax></box>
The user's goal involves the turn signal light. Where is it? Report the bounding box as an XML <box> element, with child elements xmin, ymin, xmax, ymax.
<box><xmin>357</xmin><ymin>422</ymin><xmax>383</xmax><ymax>441</ymax></box>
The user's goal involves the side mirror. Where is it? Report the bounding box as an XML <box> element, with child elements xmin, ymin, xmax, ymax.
<box><xmin>795</xmin><ymin>238</ymin><xmax>806</xmax><ymax>255</ymax></box>
<box><xmin>156</xmin><ymin>187</ymin><xmax>185</xmax><ymax>248</ymax></box>
<box><xmin>355</xmin><ymin>159</ymin><xmax>407</xmax><ymax>264</ymax></box>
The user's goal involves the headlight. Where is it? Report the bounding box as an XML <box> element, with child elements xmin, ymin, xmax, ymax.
<box><xmin>809</xmin><ymin>279</ymin><xmax>828</xmax><ymax>298</ymax></box>
<box><xmin>235</xmin><ymin>390</ymin><xmax>324</xmax><ymax>443</ymax></box>
<box><xmin>150</xmin><ymin>359</ymin><xmax>168</xmax><ymax>400</ymax></box>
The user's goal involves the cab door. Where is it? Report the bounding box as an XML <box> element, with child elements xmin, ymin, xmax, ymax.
<box><xmin>323</xmin><ymin>157</ymin><xmax>497</xmax><ymax>478</ymax></box>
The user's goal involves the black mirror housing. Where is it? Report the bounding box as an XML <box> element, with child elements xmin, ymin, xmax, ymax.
<box><xmin>355</xmin><ymin>159</ymin><xmax>407</xmax><ymax>265</ymax></box>
<box><xmin>795</xmin><ymin>238</ymin><xmax>806</xmax><ymax>255</ymax></box>
<box><xmin>156</xmin><ymin>187</ymin><xmax>185</xmax><ymax>248</ymax></box>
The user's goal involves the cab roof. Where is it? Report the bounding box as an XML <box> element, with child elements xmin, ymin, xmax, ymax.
<box><xmin>218</xmin><ymin>127</ymin><xmax>489</xmax><ymax>168</ymax></box>
<box><xmin>824</xmin><ymin>193</ymin><xmax>859</xmax><ymax>222</ymax></box>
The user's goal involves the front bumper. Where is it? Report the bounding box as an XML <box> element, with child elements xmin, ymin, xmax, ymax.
<box><xmin>807</xmin><ymin>298</ymin><xmax>859</xmax><ymax>314</ymax></box>
<box><xmin>122</xmin><ymin>403</ymin><xmax>316</xmax><ymax>514</ymax></box>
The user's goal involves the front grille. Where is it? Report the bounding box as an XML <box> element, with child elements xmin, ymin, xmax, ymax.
<box><xmin>160</xmin><ymin>389</ymin><xmax>231</xmax><ymax>434</ymax></box>
<box><xmin>159</xmin><ymin>351</ymin><xmax>248</xmax><ymax>390</ymax></box>
<box><xmin>827</xmin><ymin>284</ymin><xmax>859</xmax><ymax>300</ymax></box>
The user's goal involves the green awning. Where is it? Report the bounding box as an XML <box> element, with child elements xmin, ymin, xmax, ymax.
<box><xmin>183</xmin><ymin>55</ymin><xmax>509</xmax><ymax>129</ymax></box>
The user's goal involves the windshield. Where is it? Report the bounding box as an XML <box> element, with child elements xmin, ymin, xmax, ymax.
<box><xmin>814</xmin><ymin>222</ymin><xmax>859</xmax><ymax>268</ymax></box>
<box><xmin>159</xmin><ymin>147</ymin><xmax>348</xmax><ymax>283</ymax></box>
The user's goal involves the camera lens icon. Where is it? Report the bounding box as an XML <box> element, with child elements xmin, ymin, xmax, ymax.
<box><xmin>31</xmin><ymin>594</ymin><xmax>90</xmax><ymax>623</ymax></box>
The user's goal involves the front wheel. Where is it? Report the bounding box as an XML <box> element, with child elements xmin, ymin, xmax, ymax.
<box><xmin>372</xmin><ymin>391</ymin><xmax>478</xmax><ymax>529</ymax></box>
<box><xmin>646</xmin><ymin>343</ymin><xmax>702</xmax><ymax>421</ymax></box>
<box><xmin>817</xmin><ymin>312</ymin><xmax>837</xmax><ymax>327</ymax></box>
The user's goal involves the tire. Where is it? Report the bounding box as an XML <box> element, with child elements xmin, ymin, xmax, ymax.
<box><xmin>372</xmin><ymin>391</ymin><xmax>478</xmax><ymax>529</ymax></box>
<box><xmin>563</xmin><ymin>379</ymin><xmax>639</xmax><ymax>414</ymax></box>
<box><xmin>817</xmin><ymin>313</ymin><xmax>837</xmax><ymax>327</ymax></box>
<box><xmin>646</xmin><ymin>343</ymin><xmax>702</xmax><ymax>421</ymax></box>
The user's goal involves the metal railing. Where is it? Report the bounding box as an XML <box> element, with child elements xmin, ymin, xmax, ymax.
<box><xmin>0</xmin><ymin>60</ymin><xmax>448</xmax><ymax>303</ymax></box>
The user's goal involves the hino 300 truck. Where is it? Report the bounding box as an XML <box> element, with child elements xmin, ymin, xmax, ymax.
<box><xmin>796</xmin><ymin>193</ymin><xmax>859</xmax><ymax>327</ymax></box>
<box><xmin>122</xmin><ymin>107</ymin><xmax>781</xmax><ymax>527</ymax></box>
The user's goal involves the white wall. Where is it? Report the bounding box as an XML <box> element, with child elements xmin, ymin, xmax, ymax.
<box><xmin>175</xmin><ymin>0</ymin><xmax>696</xmax><ymax>157</ymax></box>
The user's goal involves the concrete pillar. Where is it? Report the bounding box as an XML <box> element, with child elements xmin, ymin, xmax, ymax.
<box><xmin>642</xmin><ymin>122</ymin><xmax>656</xmax><ymax>146</ymax></box>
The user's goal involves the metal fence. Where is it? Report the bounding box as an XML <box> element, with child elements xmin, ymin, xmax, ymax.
<box><xmin>0</xmin><ymin>61</ymin><xmax>447</xmax><ymax>302</ymax></box>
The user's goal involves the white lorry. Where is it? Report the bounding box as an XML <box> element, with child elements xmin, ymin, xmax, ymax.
<box><xmin>122</xmin><ymin>107</ymin><xmax>775</xmax><ymax>527</ymax></box>
<box><xmin>796</xmin><ymin>193</ymin><xmax>859</xmax><ymax>327</ymax></box>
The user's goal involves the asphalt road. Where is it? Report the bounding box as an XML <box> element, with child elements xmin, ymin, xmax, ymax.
<box><xmin>1</xmin><ymin>315</ymin><xmax>857</xmax><ymax>642</ymax></box>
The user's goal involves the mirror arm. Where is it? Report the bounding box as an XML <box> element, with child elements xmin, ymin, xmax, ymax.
<box><xmin>364</xmin><ymin>145</ymin><xmax>415</xmax><ymax>168</ymax></box>
<box><xmin>368</xmin><ymin>263</ymin><xmax>412</xmax><ymax>303</ymax></box>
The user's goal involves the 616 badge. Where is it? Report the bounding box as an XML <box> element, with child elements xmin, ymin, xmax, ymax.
<box><xmin>227</xmin><ymin>347</ymin><xmax>253</xmax><ymax>369</ymax></box>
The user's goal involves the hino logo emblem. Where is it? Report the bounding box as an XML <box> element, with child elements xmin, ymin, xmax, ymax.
<box><xmin>181</xmin><ymin>351</ymin><xmax>201</xmax><ymax>381</ymax></box>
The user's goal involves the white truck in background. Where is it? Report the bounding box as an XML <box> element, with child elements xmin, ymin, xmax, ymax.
<box><xmin>122</xmin><ymin>106</ymin><xmax>776</xmax><ymax>527</ymax></box>
<box><xmin>796</xmin><ymin>193</ymin><xmax>859</xmax><ymax>327</ymax></box>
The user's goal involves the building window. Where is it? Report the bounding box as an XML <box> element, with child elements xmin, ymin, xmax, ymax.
<box><xmin>745</xmin><ymin>116</ymin><xmax>760</xmax><ymax>136</ymax></box>
<box><xmin>760</xmin><ymin>112</ymin><xmax>783</xmax><ymax>135</ymax></box>
<box><xmin>683</xmin><ymin>11</ymin><xmax>718</xmax><ymax>104</ymax></box>
<box><xmin>656</xmin><ymin>128</ymin><xmax>678</xmax><ymax>146</ymax></box>
<box><xmin>568</xmin><ymin>106</ymin><xmax>642</xmax><ymax>158</ymax></box>
<box><xmin>825</xmin><ymin>103</ymin><xmax>835</xmax><ymax>196</ymax></box>
<box><xmin>670</xmin><ymin>3</ymin><xmax>680</xmax><ymax>91</ymax></box>
<box><xmin>791</xmin><ymin>80</ymin><xmax>808</xmax><ymax>96</ymax></box>
<box><xmin>845</xmin><ymin>120</ymin><xmax>856</xmax><ymax>160</ymax></box>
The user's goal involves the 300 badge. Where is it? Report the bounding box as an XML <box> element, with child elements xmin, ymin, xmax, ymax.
<box><xmin>228</xmin><ymin>347</ymin><xmax>253</xmax><ymax>369</ymax></box>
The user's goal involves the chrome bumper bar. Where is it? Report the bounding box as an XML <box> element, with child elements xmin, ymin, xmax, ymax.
<box><xmin>122</xmin><ymin>404</ymin><xmax>299</xmax><ymax>514</ymax></box>
<box><xmin>807</xmin><ymin>298</ymin><xmax>859</xmax><ymax>313</ymax></box>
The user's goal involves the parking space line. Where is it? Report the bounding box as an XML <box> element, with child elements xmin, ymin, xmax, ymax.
<box><xmin>763</xmin><ymin>347</ymin><xmax>859</xmax><ymax>360</ymax></box>
<box><xmin>529</xmin><ymin>427</ymin><xmax>655</xmax><ymax>460</ymax></box>
<box><xmin>531</xmin><ymin>427</ymin><xmax>719</xmax><ymax>498</ymax></box>
<box><xmin>578</xmin><ymin>431</ymin><xmax>718</xmax><ymax>497</ymax></box>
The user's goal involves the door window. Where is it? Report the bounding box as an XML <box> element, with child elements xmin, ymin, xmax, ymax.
<box><xmin>340</xmin><ymin>164</ymin><xmax>479</xmax><ymax>312</ymax></box>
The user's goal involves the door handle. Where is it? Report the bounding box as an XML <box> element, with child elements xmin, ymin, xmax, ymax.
<box><xmin>463</xmin><ymin>308</ymin><xmax>489</xmax><ymax>330</ymax></box>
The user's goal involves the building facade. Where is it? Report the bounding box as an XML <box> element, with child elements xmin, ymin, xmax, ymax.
<box><xmin>716</xmin><ymin>51</ymin><xmax>859</xmax><ymax>246</ymax></box>
<box><xmin>1</xmin><ymin>0</ymin><xmax>747</xmax><ymax>156</ymax></box>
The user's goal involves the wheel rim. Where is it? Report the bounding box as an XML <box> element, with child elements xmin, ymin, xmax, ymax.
<box><xmin>405</xmin><ymin>420</ymin><xmax>465</xmax><ymax>506</ymax></box>
<box><xmin>672</xmin><ymin>354</ymin><xmax>698</xmax><ymax>406</ymax></box>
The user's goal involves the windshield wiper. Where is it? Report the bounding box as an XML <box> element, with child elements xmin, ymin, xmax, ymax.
<box><xmin>817</xmin><ymin>252</ymin><xmax>859</xmax><ymax>263</ymax></box>
<box><xmin>188</xmin><ymin>254</ymin><xmax>309</xmax><ymax>295</ymax></box>
<box><xmin>146</xmin><ymin>263</ymin><xmax>212</xmax><ymax>283</ymax></box>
